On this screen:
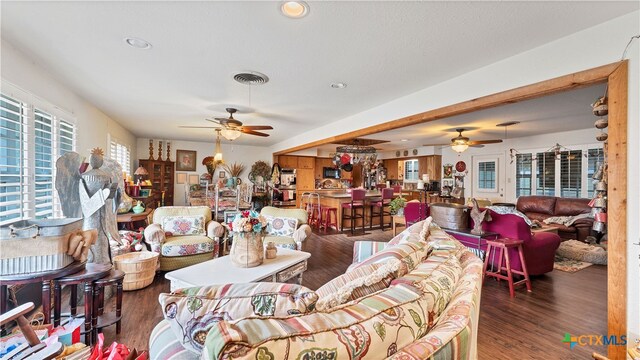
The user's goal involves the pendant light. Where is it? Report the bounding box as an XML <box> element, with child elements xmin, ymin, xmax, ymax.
<box><xmin>214</xmin><ymin>129</ymin><xmax>224</xmax><ymax>164</ymax></box>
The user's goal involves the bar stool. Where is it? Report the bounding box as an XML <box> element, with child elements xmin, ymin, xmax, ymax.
<box><xmin>483</xmin><ymin>238</ymin><xmax>532</xmax><ymax>297</ymax></box>
<box><xmin>301</xmin><ymin>192</ymin><xmax>321</xmax><ymax>228</ymax></box>
<box><xmin>53</xmin><ymin>263</ymin><xmax>112</xmax><ymax>344</ymax></box>
<box><xmin>341</xmin><ymin>189</ymin><xmax>366</xmax><ymax>234</ymax></box>
<box><xmin>369</xmin><ymin>188</ymin><xmax>394</xmax><ymax>230</ymax></box>
<box><xmin>320</xmin><ymin>207</ymin><xmax>338</xmax><ymax>232</ymax></box>
<box><xmin>92</xmin><ymin>269</ymin><xmax>125</xmax><ymax>343</ymax></box>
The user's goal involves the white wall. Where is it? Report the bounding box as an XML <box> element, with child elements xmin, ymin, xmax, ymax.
<box><xmin>440</xmin><ymin>128</ymin><xmax>601</xmax><ymax>202</ymax></box>
<box><xmin>269</xmin><ymin>12</ymin><xmax>640</xmax><ymax>344</ymax></box>
<box><xmin>135</xmin><ymin>138</ymin><xmax>271</xmax><ymax>206</ymax></box>
<box><xmin>0</xmin><ymin>40</ymin><xmax>137</xmax><ymax>172</ymax></box>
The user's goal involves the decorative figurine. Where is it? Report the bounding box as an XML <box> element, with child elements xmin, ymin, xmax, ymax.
<box><xmin>265</xmin><ymin>242</ymin><xmax>278</xmax><ymax>259</ymax></box>
<box><xmin>470</xmin><ymin>198</ymin><xmax>492</xmax><ymax>235</ymax></box>
<box><xmin>56</xmin><ymin>148</ymin><xmax>122</xmax><ymax>266</ymax></box>
<box><xmin>148</xmin><ymin>139</ymin><xmax>154</xmax><ymax>160</ymax></box>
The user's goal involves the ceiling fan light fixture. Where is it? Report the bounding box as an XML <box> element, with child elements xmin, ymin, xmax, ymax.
<box><xmin>220</xmin><ymin>128</ymin><xmax>242</xmax><ymax>141</ymax></box>
<box><xmin>214</xmin><ymin>130</ymin><xmax>224</xmax><ymax>163</ymax></box>
<box><xmin>451</xmin><ymin>143</ymin><xmax>469</xmax><ymax>153</ymax></box>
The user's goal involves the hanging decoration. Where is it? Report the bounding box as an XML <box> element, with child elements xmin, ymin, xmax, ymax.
<box><xmin>334</xmin><ymin>139</ymin><xmax>378</xmax><ymax>172</ymax></box>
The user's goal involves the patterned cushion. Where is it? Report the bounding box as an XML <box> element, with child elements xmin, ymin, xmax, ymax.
<box><xmin>158</xmin><ymin>283</ymin><xmax>318</xmax><ymax>354</ymax></box>
<box><xmin>352</xmin><ymin>241</ymin><xmax>388</xmax><ymax>264</ymax></box>
<box><xmin>315</xmin><ymin>262</ymin><xmax>396</xmax><ymax>310</ymax></box>
<box><xmin>203</xmin><ymin>283</ymin><xmax>438</xmax><ymax>359</ymax></box>
<box><xmin>349</xmin><ymin>241</ymin><xmax>432</xmax><ymax>278</ymax></box>
<box><xmin>149</xmin><ymin>320</ymin><xmax>198</xmax><ymax>360</ymax></box>
<box><xmin>161</xmin><ymin>235</ymin><xmax>215</xmax><ymax>257</ymax></box>
<box><xmin>162</xmin><ymin>215</ymin><xmax>205</xmax><ymax>236</ymax></box>
<box><xmin>391</xmin><ymin>254</ymin><xmax>462</xmax><ymax>321</ymax></box>
<box><xmin>264</xmin><ymin>216</ymin><xmax>299</xmax><ymax>237</ymax></box>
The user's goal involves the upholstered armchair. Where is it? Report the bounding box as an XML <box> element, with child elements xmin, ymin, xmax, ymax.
<box><xmin>144</xmin><ymin>206</ymin><xmax>224</xmax><ymax>271</ymax></box>
<box><xmin>260</xmin><ymin>206</ymin><xmax>311</xmax><ymax>250</ymax></box>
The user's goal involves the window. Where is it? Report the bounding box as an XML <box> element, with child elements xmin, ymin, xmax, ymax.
<box><xmin>514</xmin><ymin>145</ymin><xmax>603</xmax><ymax>199</ymax></box>
<box><xmin>587</xmin><ymin>148</ymin><xmax>605</xmax><ymax>198</ymax></box>
<box><xmin>109</xmin><ymin>136</ymin><xmax>131</xmax><ymax>176</ymax></box>
<box><xmin>0</xmin><ymin>91</ymin><xmax>76</xmax><ymax>226</ymax></box>
<box><xmin>560</xmin><ymin>150</ymin><xmax>582</xmax><ymax>198</ymax></box>
<box><xmin>403</xmin><ymin>159</ymin><xmax>419</xmax><ymax>182</ymax></box>
<box><xmin>515</xmin><ymin>154</ymin><xmax>532</xmax><ymax>197</ymax></box>
<box><xmin>536</xmin><ymin>152</ymin><xmax>556</xmax><ymax>196</ymax></box>
<box><xmin>477</xmin><ymin>161</ymin><xmax>496</xmax><ymax>190</ymax></box>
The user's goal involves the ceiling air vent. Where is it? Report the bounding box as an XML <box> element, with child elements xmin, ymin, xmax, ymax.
<box><xmin>233</xmin><ymin>71</ymin><xmax>269</xmax><ymax>85</ymax></box>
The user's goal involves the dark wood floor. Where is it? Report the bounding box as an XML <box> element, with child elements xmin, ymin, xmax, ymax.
<box><xmin>93</xmin><ymin>228</ymin><xmax>607</xmax><ymax>359</ymax></box>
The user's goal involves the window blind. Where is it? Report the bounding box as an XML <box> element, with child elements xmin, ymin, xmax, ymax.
<box><xmin>478</xmin><ymin>161</ymin><xmax>496</xmax><ymax>190</ymax></box>
<box><xmin>536</xmin><ymin>152</ymin><xmax>556</xmax><ymax>196</ymax></box>
<box><xmin>110</xmin><ymin>137</ymin><xmax>131</xmax><ymax>176</ymax></box>
<box><xmin>34</xmin><ymin>109</ymin><xmax>55</xmax><ymax>219</ymax></box>
<box><xmin>515</xmin><ymin>154</ymin><xmax>532</xmax><ymax>197</ymax></box>
<box><xmin>0</xmin><ymin>94</ymin><xmax>29</xmax><ymax>225</ymax></box>
<box><xmin>560</xmin><ymin>150</ymin><xmax>582</xmax><ymax>198</ymax></box>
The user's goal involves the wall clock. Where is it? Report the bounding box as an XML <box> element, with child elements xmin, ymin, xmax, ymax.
<box><xmin>403</xmin><ymin>150</ymin><xmax>409</xmax><ymax>156</ymax></box>
<box><xmin>456</xmin><ymin>161</ymin><xmax>467</xmax><ymax>172</ymax></box>
<box><xmin>412</xmin><ymin>149</ymin><xmax>418</xmax><ymax>155</ymax></box>
<box><xmin>396</xmin><ymin>151</ymin><xmax>401</xmax><ymax>157</ymax></box>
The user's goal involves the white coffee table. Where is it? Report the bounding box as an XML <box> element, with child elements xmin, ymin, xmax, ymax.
<box><xmin>165</xmin><ymin>248</ymin><xmax>311</xmax><ymax>291</ymax></box>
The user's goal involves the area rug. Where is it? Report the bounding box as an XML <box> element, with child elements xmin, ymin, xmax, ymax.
<box><xmin>556</xmin><ymin>239</ymin><xmax>608</xmax><ymax>265</ymax></box>
<box><xmin>554</xmin><ymin>255</ymin><xmax>593</xmax><ymax>273</ymax></box>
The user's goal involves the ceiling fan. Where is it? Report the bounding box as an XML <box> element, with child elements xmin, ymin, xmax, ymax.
<box><xmin>423</xmin><ymin>128</ymin><xmax>503</xmax><ymax>153</ymax></box>
<box><xmin>179</xmin><ymin>108</ymin><xmax>273</xmax><ymax>140</ymax></box>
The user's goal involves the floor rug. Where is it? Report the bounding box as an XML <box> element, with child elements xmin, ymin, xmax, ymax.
<box><xmin>554</xmin><ymin>255</ymin><xmax>593</xmax><ymax>273</ymax></box>
<box><xmin>556</xmin><ymin>239</ymin><xmax>608</xmax><ymax>265</ymax></box>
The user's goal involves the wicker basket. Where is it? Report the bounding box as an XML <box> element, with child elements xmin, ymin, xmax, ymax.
<box><xmin>113</xmin><ymin>251</ymin><xmax>159</xmax><ymax>291</ymax></box>
<box><xmin>430</xmin><ymin>203</ymin><xmax>471</xmax><ymax>230</ymax></box>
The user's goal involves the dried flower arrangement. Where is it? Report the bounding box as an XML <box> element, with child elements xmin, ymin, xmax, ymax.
<box><xmin>223</xmin><ymin>162</ymin><xmax>245</xmax><ymax>178</ymax></box>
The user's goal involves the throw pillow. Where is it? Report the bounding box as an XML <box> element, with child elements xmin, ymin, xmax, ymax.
<box><xmin>159</xmin><ymin>283</ymin><xmax>318</xmax><ymax>354</ymax></box>
<box><xmin>162</xmin><ymin>215</ymin><xmax>205</xmax><ymax>236</ymax></box>
<box><xmin>348</xmin><ymin>241</ymin><xmax>432</xmax><ymax>278</ymax></box>
<box><xmin>264</xmin><ymin>216</ymin><xmax>299</xmax><ymax>237</ymax></box>
<box><xmin>315</xmin><ymin>261</ymin><xmax>398</xmax><ymax>311</ymax></box>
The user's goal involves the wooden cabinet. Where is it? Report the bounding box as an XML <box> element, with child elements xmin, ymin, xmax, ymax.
<box><xmin>297</xmin><ymin>157</ymin><xmax>315</xmax><ymax>169</ymax></box>
<box><xmin>384</xmin><ymin>159</ymin><xmax>398</xmax><ymax>179</ymax></box>
<box><xmin>138</xmin><ymin>159</ymin><xmax>174</xmax><ymax>207</ymax></box>
<box><xmin>278</xmin><ymin>155</ymin><xmax>298</xmax><ymax>169</ymax></box>
<box><xmin>423</xmin><ymin>155</ymin><xmax>442</xmax><ymax>181</ymax></box>
<box><xmin>315</xmin><ymin>158</ymin><xmax>334</xmax><ymax>179</ymax></box>
<box><xmin>296</xmin><ymin>168</ymin><xmax>315</xmax><ymax>191</ymax></box>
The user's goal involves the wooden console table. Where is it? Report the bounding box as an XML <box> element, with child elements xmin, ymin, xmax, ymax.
<box><xmin>117</xmin><ymin>208</ymin><xmax>152</xmax><ymax>230</ymax></box>
<box><xmin>443</xmin><ymin>228</ymin><xmax>500</xmax><ymax>259</ymax></box>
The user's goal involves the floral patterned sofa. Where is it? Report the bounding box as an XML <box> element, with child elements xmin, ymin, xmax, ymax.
<box><xmin>144</xmin><ymin>206</ymin><xmax>222</xmax><ymax>271</ymax></box>
<box><xmin>149</xmin><ymin>219</ymin><xmax>483</xmax><ymax>359</ymax></box>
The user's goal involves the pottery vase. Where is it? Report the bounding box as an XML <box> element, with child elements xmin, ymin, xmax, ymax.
<box><xmin>230</xmin><ymin>232</ymin><xmax>264</xmax><ymax>268</ymax></box>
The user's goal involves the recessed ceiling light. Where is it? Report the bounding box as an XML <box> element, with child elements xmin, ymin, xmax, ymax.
<box><xmin>401</xmin><ymin>139</ymin><xmax>409</xmax><ymax>142</ymax></box>
<box><xmin>124</xmin><ymin>37</ymin><xmax>152</xmax><ymax>49</ymax></box>
<box><xmin>281</xmin><ymin>1</ymin><xmax>309</xmax><ymax>18</ymax></box>
<box><xmin>331</xmin><ymin>82</ymin><xmax>347</xmax><ymax>89</ymax></box>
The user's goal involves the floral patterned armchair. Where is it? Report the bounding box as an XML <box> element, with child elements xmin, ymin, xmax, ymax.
<box><xmin>144</xmin><ymin>206</ymin><xmax>224</xmax><ymax>271</ymax></box>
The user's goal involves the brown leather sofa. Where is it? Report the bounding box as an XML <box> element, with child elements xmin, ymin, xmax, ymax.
<box><xmin>516</xmin><ymin>196</ymin><xmax>593</xmax><ymax>242</ymax></box>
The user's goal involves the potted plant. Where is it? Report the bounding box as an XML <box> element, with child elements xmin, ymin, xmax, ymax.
<box><xmin>389</xmin><ymin>197</ymin><xmax>407</xmax><ymax>215</ymax></box>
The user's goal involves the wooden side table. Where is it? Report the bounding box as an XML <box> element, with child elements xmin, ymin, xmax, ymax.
<box><xmin>117</xmin><ymin>208</ymin><xmax>152</xmax><ymax>230</ymax></box>
<box><xmin>93</xmin><ymin>269</ymin><xmax>125</xmax><ymax>344</ymax></box>
<box><xmin>0</xmin><ymin>261</ymin><xmax>86</xmax><ymax>334</ymax></box>
<box><xmin>53</xmin><ymin>263</ymin><xmax>112</xmax><ymax>344</ymax></box>
<box><xmin>483</xmin><ymin>238</ymin><xmax>532</xmax><ymax>298</ymax></box>
<box><xmin>392</xmin><ymin>215</ymin><xmax>406</xmax><ymax>236</ymax></box>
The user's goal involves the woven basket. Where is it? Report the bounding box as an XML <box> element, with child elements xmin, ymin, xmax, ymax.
<box><xmin>113</xmin><ymin>252</ymin><xmax>159</xmax><ymax>291</ymax></box>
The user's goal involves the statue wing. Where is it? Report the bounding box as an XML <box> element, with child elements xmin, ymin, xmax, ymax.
<box><xmin>55</xmin><ymin>152</ymin><xmax>84</xmax><ymax>218</ymax></box>
<box><xmin>101</xmin><ymin>158</ymin><xmax>124</xmax><ymax>211</ymax></box>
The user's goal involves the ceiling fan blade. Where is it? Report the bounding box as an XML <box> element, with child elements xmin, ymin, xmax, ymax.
<box><xmin>467</xmin><ymin>139</ymin><xmax>503</xmax><ymax>145</ymax></box>
<box><xmin>422</xmin><ymin>143</ymin><xmax>449</xmax><ymax>147</ymax></box>
<box><xmin>206</xmin><ymin>119</ymin><xmax>222</xmax><ymax>124</ymax></box>
<box><xmin>469</xmin><ymin>144</ymin><xmax>485</xmax><ymax>148</ymax></box>
<box><xmin>241</xmin><ymin>125</ymin><xmax>273</xmax><ymax>130</ymax></box>
<box><xmin>179</xmin><ymin>126</ymin><xmax>220</xmax><ymax>129</ymax></box>
<box><xmin>214</xmin><ymin>117</ymin><xmax>229</xmax><ymax>122</ymax></box>
<box><xmin>242</xmin><ymin>129</ymin><xmax>270</xmax><ymax>137</ymax></box>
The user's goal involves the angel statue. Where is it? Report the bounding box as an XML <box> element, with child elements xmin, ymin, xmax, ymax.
<box><xmin>56</xmin><ymin>148</ymin><xmax>122</xmax><ymax>266</ymax></box>
<box><xmin>470</xmin><ymin>198</ymin><xmax>492</xmax><ymax>235</ymax></box>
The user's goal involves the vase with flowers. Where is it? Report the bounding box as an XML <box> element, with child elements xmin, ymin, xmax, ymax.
<box><xmin>229</xmin><ymin>210</ymin><xmax>268</xmax><ymax>268</ymax></box>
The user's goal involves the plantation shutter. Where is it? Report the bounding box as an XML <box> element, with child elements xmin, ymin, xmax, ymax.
<box><xmin>34</xmin><ymin>109</ymin><xmax>55</xmax><ymax>219</ymax></box>
<box><xmin>560</xmin><ymin>150</ymin><xmax>582</xmax><ymax>198</ymax></box>
<box><xmin>536</xmin><ymin>152</ymin><xmax>556</xmax><ymax>196</ymax></box>
<box><xmin>515</xmin><ymin>153</ymin><xmax>533</xmax><ymax>197</ymax></box>
<box><xmin>110</xmin><ymin>136</ymin><xmax>131</xmax><ymax>176</ymax></box>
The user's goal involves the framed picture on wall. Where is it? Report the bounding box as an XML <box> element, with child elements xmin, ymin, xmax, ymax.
<box><xmin>176</xmin><ymin>173</ymin><xmax>188</xmax><ymax>184</ymax></box>
<box><xmin>219</xmin><ymin>171</ymin><xmax>226</xmax><ymax>178</ymax></box>
<box><xmin>188</xmin><ymin>174</ymin><xmax>200</xmax><ymax>185</ymax></box>
<box><xmin>176</xmin><ymin>150</ymin><xmax>197</xmax><ymax>171</ymax></box>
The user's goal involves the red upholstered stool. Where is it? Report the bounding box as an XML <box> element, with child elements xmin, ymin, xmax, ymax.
<box><xmin>307</xmin><ymin>204</ymin><xmax>321</xmax><ymax>228</ymax></box>
<box><xmin>483</xmin><ymin>238</ymin><xmax>532</xmax><ymax>297</ymax></box>
<box><xmin>320</xmin><ymin>207</ymin><xmax>338</xmax><ymax>232</ymax></box>
<box><xmin>341</xmin><ymin>189</ymin><xmax>366</xmax><ymax>234</ymax></box>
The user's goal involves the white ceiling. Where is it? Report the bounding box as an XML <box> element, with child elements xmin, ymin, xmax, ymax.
<box><xmin>1</xmin><ymin>1</ymin><xmax>636</xmax><ymax>146</ymax></box>
<box><xmin>311</xmin><ymin>83</ymin><xmax>607</xmax><ymax>153</ymax></box>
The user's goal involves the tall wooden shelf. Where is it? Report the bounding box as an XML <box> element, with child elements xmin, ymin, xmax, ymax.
<box><xmin>138</xmin><ymin>159</ymin><xmax>174</xmax><ymax>208</ymax></box>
